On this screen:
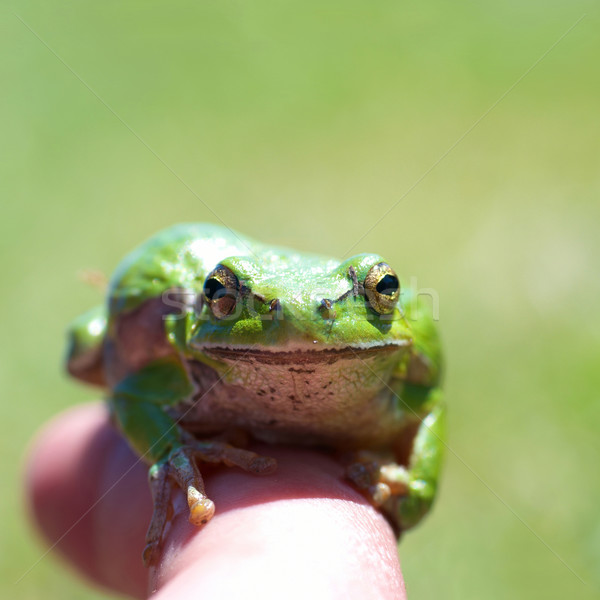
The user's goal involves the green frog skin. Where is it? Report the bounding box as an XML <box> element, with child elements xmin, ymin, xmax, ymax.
<box><xmin>66</xmin><ymin>223</ymin><xmax>445</xmax><ymax>566</ymax></box>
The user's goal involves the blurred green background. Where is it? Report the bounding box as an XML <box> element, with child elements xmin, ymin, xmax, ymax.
<box><xmin>2</xmin><ymin>1</ymin><xmax>599</xmax><ymax>598</ymax></box>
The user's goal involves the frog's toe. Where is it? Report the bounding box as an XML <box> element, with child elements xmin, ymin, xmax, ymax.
<box><xmin>383</xmin><ymin>478</ymin><xmax>436</xmax><ymax>532</ymax></box>
<box><xmin>143</xmin><ymin>463</ymin><xmax>173</xmax><ymax>567</ymax></box>
<box><xmin>247</xmin><ymin>454</ymin><xmax>278</xmax><ymax>475</ymax></box>
<box><xmin>346</xmin><ymin>464</ymin><xmax>392</xmax><ymax>507</ymax></box>
<box><xmin>346</xmin><ymin>458</ymin><xmax>410</xmax><ymax>509</ymax></box>
<box><xmin>345</xmin><ymin>456</ymin><xmax>435</xmax><ymax>534</ymax></box>
<box><xmin>191</xmin><ymin>440</ymin><xmax>278</xmax><ymax>475</ymax></box>
<box><xmin>187</xmin><ymin>486</ymin><xmax>215</xmax><ymax>526</ymax></box>
<box><xmin>346</xmin><ymin>459</ymin><xmax>380</xmax><ymax>490</ymax></box>
<box><xmin>370</xmin><ymin>482</ymin><xmax>392</xmax><ymax>506</ymax></box>
<box><xmin>378</xmin><ymin>464</ymin><xmax>410</xmax><ymax>495</ymax></box>
<box><xmin>142</xmin><ymin>540</ymin><xmax>161</xmax><ymax>568</ymax></box>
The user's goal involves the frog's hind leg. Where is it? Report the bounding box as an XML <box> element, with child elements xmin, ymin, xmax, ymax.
<box><xmin>346</xmin><ymin>387</ymin><xmax>445</xmax><ymax>533</ymax></box>
<box><xmin>65</xmin><ymin>305</ymin><xmax>107</xmax><ymax>387</ymax></box>
<box><xmin>111</xmin><ymin>357</ymin><xmax>278</xmax><ymax>566</ymax></box>
<box><xmin>143</xmin><ymin>463</ymin><xmax>174</xmax><ymax>566</ymax></box>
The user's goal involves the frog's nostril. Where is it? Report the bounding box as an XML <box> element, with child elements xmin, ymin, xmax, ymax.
<box><xmin>319</xmin><ymin>299</ymin><xmax>337</xmax><ymax>320</ymax></box>
<box><xmin>269</xmin><ymin>298</ymin><xmax>284</xmax><ymax>321</ymax></box>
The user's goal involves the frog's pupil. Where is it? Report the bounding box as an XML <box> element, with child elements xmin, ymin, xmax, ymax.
<box><xmin>376</xmin><ymin>274</ymin><xmax>399</xmax><ymax>296</ymax></box>
<box><xmin>204</xmin><ymin>278</ymin><xmax>226</xmax><ymax>300</ymax></box>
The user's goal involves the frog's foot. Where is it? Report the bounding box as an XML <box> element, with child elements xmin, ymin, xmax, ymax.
<box><xmin>346</xmin><ymin>454</ymin><xmax>437</xmax><ymax>535</ymax></box>
<box><xmin>185</xmin><ymin>439</ymin><xmax>278</xmax><ymax>475</ymax></box>
<box><xmin>172</xmin><ymin>442</ymin><xmax>276</xmax><ymax>527</ymax></box>
<box><xmin>346</xmin><ymin>454</ymin><xmax>410</xmax><ymax>508</ymax></box>
<box><xmin>143</xmin><ymin>442</ymin><xmax>276</xmax><ymax>567</ymax></box>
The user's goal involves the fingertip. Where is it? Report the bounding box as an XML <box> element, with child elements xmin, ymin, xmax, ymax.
<box><xmin>25</xmin><ymin>411</ymin><xmax>406</xmax><ymax>600</ymax></box>
<box><xmin>153</xmin><ymin>447</ymin><xmax>406</xmax><ymax>600</ymax></box>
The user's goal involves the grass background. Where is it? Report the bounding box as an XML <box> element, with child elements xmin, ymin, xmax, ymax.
<box><xmin>2</xmin><ymin>1</ymin><xmax>599</xmax><ymax>598</ymax></box>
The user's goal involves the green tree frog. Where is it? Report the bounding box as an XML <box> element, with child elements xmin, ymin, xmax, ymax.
<box><xmin>66</xmin><ymin>223</ymin><xmax>444</xmax><ymax>566</ymax></box>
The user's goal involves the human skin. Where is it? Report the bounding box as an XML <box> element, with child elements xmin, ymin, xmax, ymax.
<box><xmin>25</xmin><ymin>403</ymin><xmax>407</xmax><ymax>599</ymax></box>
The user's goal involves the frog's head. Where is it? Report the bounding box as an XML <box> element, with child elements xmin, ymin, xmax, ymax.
<box><xmin>187</xmin><ymin>251</ymin><xmax>413</xmax><ymax>361</ymax></box>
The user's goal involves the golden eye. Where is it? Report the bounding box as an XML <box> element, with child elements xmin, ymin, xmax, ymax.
<box><xmin>364</xmin><ymin>262</ymin><xmax>400</xmax><ymax>315</ymax></box>
<box><xmin>203</xmin><ymin>265</ymin><xmax>240</xmax><ymax>318</ymax></box>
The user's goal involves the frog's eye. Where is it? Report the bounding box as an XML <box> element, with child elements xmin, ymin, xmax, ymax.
<box><xmin>203</xmin><ymin>265</ymin><xmax>240</xmax><ymax>319</ymax></box>
<box><xmin>363</xmin><ymin>263</ymin><xmax>400</xmax><ymax>315</ymax></box>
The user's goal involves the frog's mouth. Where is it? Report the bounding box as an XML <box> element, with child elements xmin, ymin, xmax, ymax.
<box><xmin>196</xmin><ymin>341</ymin><xmax>410</xmax><ymax>365</ymax></box>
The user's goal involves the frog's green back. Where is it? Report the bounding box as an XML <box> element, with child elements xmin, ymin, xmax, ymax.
<box><xmin>108</xmin><ymin>223</ymin><xmax>255</xmax><ymax>315</ymax></box>
<box><xmin>66</xmin><ymin>223</ymin><xmax>254</xmax><ymax>386</ymax></box>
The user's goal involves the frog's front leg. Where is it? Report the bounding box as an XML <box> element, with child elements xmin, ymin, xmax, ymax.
<box><xmin>347</xmin><ymin>386</ymin><xmax>445</xmax><ymax>533</ymax></box>
<box><xmin>110</xmin><ymin>357</ymin><xmax>277</xmax><ymax>566</ymax></box>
